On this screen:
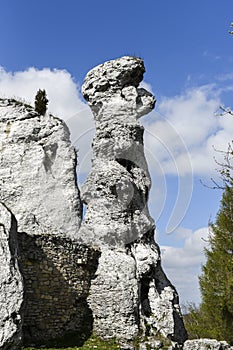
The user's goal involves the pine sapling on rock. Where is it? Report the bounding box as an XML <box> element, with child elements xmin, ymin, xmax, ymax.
<box><xmin>35</xmin><ymin>89</ymin><xmax>48</xmax><ymax>115</ymax></box>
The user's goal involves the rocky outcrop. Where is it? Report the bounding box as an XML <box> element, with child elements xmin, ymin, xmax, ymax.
<box><xmin>0</xmin><ymin>98</ymin><xmax>82</xmax><ymax>238</ymax></box>
<box><xmin>79</xmin><ymin>56</ymin><xmax>187</xmax><ymax>345</ymax></box>
<box><xmin>183</xmin><ymin>339</ymin><xmax>233</xmax><ymax>350</ymax></box>
<box><xmin>0</xmin><ymin>58</ymin><xmax>189</xmax><ymax>348</ymax></box>
<box><xmin>0</xmin><ymin>98</ymin><xmax>84</xmax><ymax>347</ymax></box>
<box><xmin>0</xmin><ymin>203</ymin><xmax>24</xmax><ymax>350</ymax></box>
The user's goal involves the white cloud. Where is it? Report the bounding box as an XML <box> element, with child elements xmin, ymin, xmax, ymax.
<box><xmin>159</xmin><ymin>86</ymin><xmax>219</xmax><ymax>147</ymax></box>
<box><xmin>143</xmin><ymin>84</ymin><xmax>233</xmax><ymax>177</ymax></box>
<box><xmin>160</xmin><ymin>227</ymin><xmax>209</xmax><ymax>305</ymax></box>
<box><xmin>0</xmin><ymin>67</ymin><xmax>84</xmax><ymax>118</ymax></box>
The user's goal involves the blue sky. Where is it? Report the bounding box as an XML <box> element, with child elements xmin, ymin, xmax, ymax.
<box><xmin>1</xmin><ymin>0</ymin><xmax>233</xmax><ymax>304</ymax></box>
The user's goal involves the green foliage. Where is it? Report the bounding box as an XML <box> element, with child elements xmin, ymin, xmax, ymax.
<box><xmin>199</xmin><ymin>185</ymin><xmax>233</xmax><ymax>344</ymax></box>
<box><xmin>184</xmin><ymin>186</ymin><xmax>233</xmax><ymax>344</ymax></box>
<box><xmin>184</xmin><ymin>185</ymin><xmax>233</xmax><ymax>344</ymax></box>
<box><xmin>34</xmin><ymin>89</ymin><xmax>48</xmax><ymax>115</ymax></box>
<box><xmin>183</xmin><ymin>303</ymin><xmax>212</xmax><ymax>339</ymax></box>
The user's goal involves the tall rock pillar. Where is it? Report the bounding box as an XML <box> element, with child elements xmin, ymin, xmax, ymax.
<box><xmin>79</xmin><ymin>56</ymin><xmax>187</xmax><ymax>346</ymax></box>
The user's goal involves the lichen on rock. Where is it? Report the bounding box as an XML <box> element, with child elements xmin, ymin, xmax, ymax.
<box><xmin>79</xmin><ymin>56</ymin><xmax>187</xmax><ymax>345</ymax></box>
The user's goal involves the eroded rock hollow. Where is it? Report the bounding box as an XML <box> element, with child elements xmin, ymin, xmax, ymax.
<box><xmin>79</xmin><ymin>56</ymin><xmax>187</xmax><ymax>344</ymax></box>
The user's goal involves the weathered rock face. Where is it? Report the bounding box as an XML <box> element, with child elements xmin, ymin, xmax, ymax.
<box><xmin>0</xmin><ymin>99</ymin><xmax>82</xmax><ymax>238</ymax></box>
<box><xmin>0</xmin><ymin>98</ymin><xmax>86</xmax><ymax>346</ymax></box>
<box><xmin>81</xmin><ymin>56</ymin><xmax>155</xmax><ymax>248</ymax></box>
<box><xmin>183</xmin><ymin>339</ymin><xmax>233</xmax><ymax>350</ymax></box>
<box><xmin>79</xmin><ymin>56</ymin><xmax>187</xmax><ymax>345</ymax></box>
<box><xmin>0</xmin><ymin>203</ymin><xmax>24</xmax><ymax>350</ymax></box>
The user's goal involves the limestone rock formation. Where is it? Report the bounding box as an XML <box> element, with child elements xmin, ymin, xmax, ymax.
<box><xmin>183</xmin><ymin>339</ymin><xmax>233</xmax><ymax>350</ymax></box>
<box><xmin>0</xmin><ymin>203</ymin><xmax>24</xmax><ymax>350</ymax></box>
<box><xmin>79</xmin><ymin>56</ymin><xmax>187</xmax><ymax>345</ymax></box>
<box><xmin>0</xmin><ymin>98</ymin><xmax>85</xmax><ymax>346</ymax></box>
<box><xmin>0</xmin><ymin>99</ymin><xmax>82</xmax><ymax>238</ymax></box>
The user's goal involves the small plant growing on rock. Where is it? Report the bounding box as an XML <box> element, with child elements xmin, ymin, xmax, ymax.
<box><xmin>34</xmin><ymin>89</ymin><xmax>48</xmax><ymax>115</ymax></box>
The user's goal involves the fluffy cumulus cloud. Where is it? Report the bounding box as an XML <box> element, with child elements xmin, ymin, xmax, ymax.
<box><xmin>0</xmin><ymin>66</ymin><xmax>85</xmax><ymax>118</ymax></box>
<box><xmin>143</xmin><ymin>84</ymin><xmax>233</xmax><ymax>178</ymax></box>
<box><xmin>144</xmin><ymin>85</ymin><xmax>230</xmax><ymax>176</ymax></box>
<box><xmin>160</xmin><ymin>227</ymin><xmax>210</xmax><ymax>305</ymax></box>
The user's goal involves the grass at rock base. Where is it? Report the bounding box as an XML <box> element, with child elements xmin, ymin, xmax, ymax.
<box><xmin>22</xmin><ymin>335</ymin><xmax>121</xmax><ymax>350</ymax></box>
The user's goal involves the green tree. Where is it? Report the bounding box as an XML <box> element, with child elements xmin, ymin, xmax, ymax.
<box><xmin>183</xmin><ymin>303</ymin><xmax>206</xmax><ymax>339</ymax></box>
<box><xmin>184</xmin><ymin>22</ymin><xmax>233</xmax><ymax>343</ymax></box>
<box><xmin>198</xmin><ymin>184</ymin><xmax>233</xmax><ymax>343</ymax></box>
<box><xmin>34</xmin><ymin>89</ymin><xmax>48</xmax><ymax>115</ymax></box>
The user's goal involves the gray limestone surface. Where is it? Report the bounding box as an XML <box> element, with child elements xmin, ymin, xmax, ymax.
<box><xmin>79</xmin><ymin>56</ymin><xmax>187</xmax><ymax>344</ymax></box>
<box><xmin>0</xmin><ymin>203</ymin><xmax>24</xmax><ymax>350</ymax></box>
<box><xmin>0</xmin><ymin>99</ymin><xmax>82</xmax><ymax>238</ymax></box>
<box><xmin>183</xmin><ymin>339</ymin><xmax>233</xmax><ymax>350</ymax></box>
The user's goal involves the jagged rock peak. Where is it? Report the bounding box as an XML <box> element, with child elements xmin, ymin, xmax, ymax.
<box><xmin>82</xmin><ymin>56</ymin><xmax>145</xmax><ymax>98</ymax></box>
<box><xmin>82</xmin><ymin>56</ymin><xmax>155</xmax><ymax>121</ymax></box>
<box><xmin>0</xmin><ymin>98</ymin><xmax>82</xmax><ymax>239</ymax></box>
